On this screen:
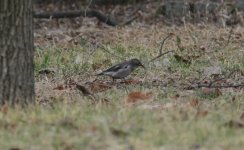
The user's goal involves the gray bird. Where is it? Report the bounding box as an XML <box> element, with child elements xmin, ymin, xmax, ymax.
<box><xmin>96</xmin><ymin>58</ymin><xmax>144</xmax><ymax>80</ymax></box>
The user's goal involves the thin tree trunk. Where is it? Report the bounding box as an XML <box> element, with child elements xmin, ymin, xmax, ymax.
<box><xmin>0</xmin><ymin>0</ymin><xmax>34</xmax><ymax>105</ymax></box>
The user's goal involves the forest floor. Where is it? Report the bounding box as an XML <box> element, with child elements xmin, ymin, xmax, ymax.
<box><xmin>1</xmin><ymin>2</ymin><xmax>244</xmax><ymax>149</ymax></box>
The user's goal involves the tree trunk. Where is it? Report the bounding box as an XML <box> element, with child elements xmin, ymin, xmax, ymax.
<box><xmin>0</xmin><ymin>0</ymin><xmax>34</xmax><ymax>105</ymax></box>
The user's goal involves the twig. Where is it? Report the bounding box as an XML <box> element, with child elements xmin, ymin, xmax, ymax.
<box><xmin>208</xmin><ymin>77</ymin><xmax>225</xmax><ymax>87</ymax></box>
<box><xmin>149</xmin><ymin>50</ymin><xmax>174</xmax><ymax>62</ymax></box>
<box><xmin>119</xmin><ymin>4</ymin><xmax>141</xmax><ymax>26</ymax></box>
<box><xmin>187</xmin><ymin>69</ymin><xmax>242</xmax><ymax>89</ymax></box>
<box><xmin>149</xmin><ymin>33</ymin><xmax>174</xmax><ymax>62</ymax></box>
<box><xmin>119</xmin><ymin>16</ymin><xmax>138</xmax><ymax>26</ymax></box>
<box><xmin>196</xmin><ymin>83</ymin><xmax>244</xmax><ymax>89</ymax></box>
<box><xmin>159</xmin><ymin>33</ymin><xmax>174</xmax><ymax>55</ymax></box>
<box><xmin>34</xmin><ymin>10</ymin><xmax>118</xmax><ymax>26</ymax></box>
<box><xmin>208</xmin><ymin>69</ymin><xmax>239</xmax><ymax>87</ymax></box>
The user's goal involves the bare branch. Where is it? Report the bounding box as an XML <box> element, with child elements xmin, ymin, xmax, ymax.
<box><xmin>186</xmin><ymin>69</ymin><xmax>244</xmax><ymax>89</ymax></box>
<box><xmin>149</xmin><ymin>50</ymin><xmax>174</xmax><ymax>62</ymax></box>
<box><xmin>33</xmin><ymin>9</ymin><xmax>138</xmax><ymax>27</ymax></box>
<box><xmin>149</xmin><ymin>33</ymin><xmax>174</xmax><ymax>62</ymax></box>
<box><xmin>159</xmin><ymin>33</ymin><xmax>174</xmax><ymax>55</ymax></box>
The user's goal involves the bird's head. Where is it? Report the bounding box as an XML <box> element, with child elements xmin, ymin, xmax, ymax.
<box><xmin>130</xmin><ymin>58</ymin><xmax>145</xmax><ymax>68</ymax></box>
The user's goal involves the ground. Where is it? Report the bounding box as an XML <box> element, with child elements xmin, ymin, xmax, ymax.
<box><xmin>1</xmin><ymin>18</ymin><xmax>244</xmax><ymax>149</ymax></box>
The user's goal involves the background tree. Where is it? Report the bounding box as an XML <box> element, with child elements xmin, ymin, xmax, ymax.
<box><xmin>0</xmin><ymin>0</ymin><xmax>35</xmax><ymax>105</ymax></box>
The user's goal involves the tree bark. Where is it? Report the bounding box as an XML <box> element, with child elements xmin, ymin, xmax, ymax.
<box><xmin>0</xmin><ymin>0</ymin><xmax>35</xmax><ymax>105</ymax></box>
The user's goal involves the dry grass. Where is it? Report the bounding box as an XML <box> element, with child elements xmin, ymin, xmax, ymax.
<box><xmin>1</xmin><ymin>24</ymin><xmax>244</xmax><ymax>149</ymax></box>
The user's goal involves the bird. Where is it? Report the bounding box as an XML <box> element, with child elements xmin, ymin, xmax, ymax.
<box><xmin>96</xmin><ymin>58</ymin><xmax>144</xmax><ymax>81</ymax></box>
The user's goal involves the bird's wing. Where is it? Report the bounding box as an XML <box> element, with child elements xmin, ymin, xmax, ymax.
<box><xmin>103</xmin><ymin>63</ymin><xmax>123</xmax><ymax>72</ymax></box>
<box><xmin>96</xmin><ymin>61</ymin><xmax>129</xmax><ymax>76</ymax></box>
<box><xmin>96</xmin><ymin>64</ymin><xmax>122</xmax><ymax>76</ymax></box>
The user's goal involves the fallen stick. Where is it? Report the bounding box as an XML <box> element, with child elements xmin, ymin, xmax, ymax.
<box><xmin>33</xmin><ymin>9</ymin><xmax>137</xmax><ymax>27</ymax></box>
<box><xmin>149</xmin><ymin>33</ymin><xmax>174</xmax><ymax>62</ymax></box>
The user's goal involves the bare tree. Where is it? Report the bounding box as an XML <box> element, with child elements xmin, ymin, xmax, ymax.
<box><xmin>0</xmin><ymin>0</ymin><xmax>35</xmax><ymax>105</ymax></box>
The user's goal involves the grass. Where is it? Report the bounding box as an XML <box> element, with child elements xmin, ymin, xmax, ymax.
<box><xmin>1</xmin><ymin>24</ymin><xmax>244</xmax><ymax>149</ymax></box>
<box><xmin>0</xmin><ymin>99</ymin><xmax>244</xmax><ymax>149</ymax></box>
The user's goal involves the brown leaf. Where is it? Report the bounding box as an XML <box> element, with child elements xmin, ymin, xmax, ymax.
<box><xmin>189</xmin><ymin>98</ymin><xmax>199</xmax><ymax>107</ymax></box>
<box><xmin>76</xmin><ymin>84</ymin><xmax>91</xmax><ymax>95</ymax></box>
<box><xmin>53</xmin><ymin>84</ymin><xmax>65</xmax><ymax>90</ymax></box>
<box><xmin>126</xmin><ymin>91</ymin><xmax>153</xmax><ymax>103</ymax></box>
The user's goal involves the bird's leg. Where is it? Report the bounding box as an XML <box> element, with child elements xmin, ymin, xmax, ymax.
<box><xmin>112</xmin><ymin>78</ymin><xmax>116</xmax><ymax>85</ymax></box>
<box><xmin>120</xmin><ymin>77</ymin><xmax>126</xmax><ymax>84</ymax></box>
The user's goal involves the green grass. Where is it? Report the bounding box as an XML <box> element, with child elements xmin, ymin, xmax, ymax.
<box><xmin>0</xmin><ymin>99</ymin><xmax>244</xmax><ymax>149</ymax></box>
<box><xmin>1</xmin><ymin>25</ymin><xmax>244</xmax><ymax>149</ymax></box>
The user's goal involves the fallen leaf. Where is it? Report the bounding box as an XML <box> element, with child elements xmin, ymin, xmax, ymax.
<box><xmin>53</xmin><ymin>84</ymin><xmax>65</xmax><ymax>90</ymax></box>
<box><xmin>126</xmin><ymin>91</ymin><xmax>153</xmax><ymax>103</ymax></box>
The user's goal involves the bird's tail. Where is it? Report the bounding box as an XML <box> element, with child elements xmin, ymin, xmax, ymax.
<box><xmin>96</xmin><ymin>72</ymin><xmax>104</xmax><ymax>76</ymax></box>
